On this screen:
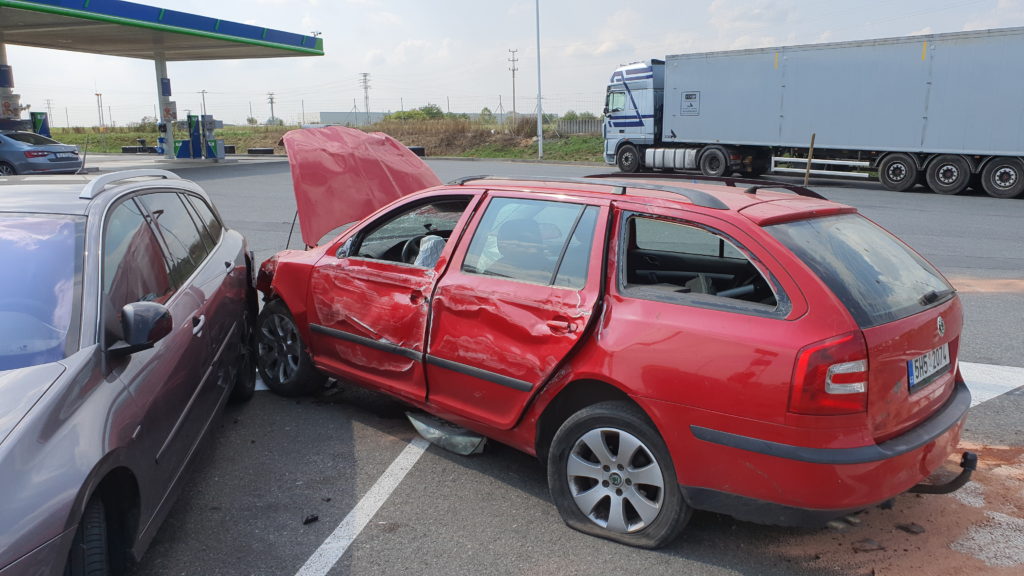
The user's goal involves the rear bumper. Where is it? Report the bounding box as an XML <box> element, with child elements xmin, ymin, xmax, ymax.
<box><xmin>691</xmin><ymin>380</ymin><xmax>971</xmax><ymax>464</ymax></box>
<box><xmin>661</xmin><ymin>380</ymin><xmax>970</xmax><ymax>517</ymax></box>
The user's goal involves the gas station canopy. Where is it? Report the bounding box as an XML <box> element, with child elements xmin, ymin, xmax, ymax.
<box><xmin>0</xmin><ymin>0</ymin><xmax>324</xmax><ymax>60</ymax></box>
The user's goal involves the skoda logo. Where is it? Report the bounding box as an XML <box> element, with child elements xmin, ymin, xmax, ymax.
<box><xmin>937</xmin><ymin>316</ymin><xmax>946</xmax><ymax>337</ymax></box>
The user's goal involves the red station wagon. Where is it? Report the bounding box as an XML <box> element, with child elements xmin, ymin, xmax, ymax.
<box><xmin>255</xmin><ymin>128</ymin><xmax>975</xmax><ymax>548</ymax></box>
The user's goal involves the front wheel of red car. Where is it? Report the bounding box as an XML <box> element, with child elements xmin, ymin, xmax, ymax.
<box><xmin>547</xmin><ymin>401</ymin><xmax>691</xmax><ymax>549</ymax></box>
<box><xmin>255</xmin><ymin>299</ymin><xmax>326</xmax><ymax>397</ymax></box>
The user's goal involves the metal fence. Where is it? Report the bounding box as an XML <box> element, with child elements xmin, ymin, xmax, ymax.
<box><xmin>555</xmin><ymin>117</ymin><xmax>602</xmax><ymax>135</ymax></box>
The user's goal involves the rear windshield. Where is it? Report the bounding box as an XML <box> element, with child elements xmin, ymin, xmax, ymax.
<box><xmin>0</xmin><ymin>214</ymin><xmax>85</xmax><ymax>371</ymax></box>
<box><xmin>4</xmin><ymin>132</ymin><xmax>60</xmax><ymax>145</ymax></box>
<box><xmin>767</xmin><ymin>214</ymin><xmax>952</xmax><ymax>328</ymax></box>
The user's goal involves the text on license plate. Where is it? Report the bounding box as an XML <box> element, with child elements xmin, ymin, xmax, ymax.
<box><xmin>54</xmin><ymin>152</ymin><xmax>77</xmax><ymax>159</ymax></box>
<box><xmin>908</xmin><ymin>342</ymin><xmax>950</xmax><ymax>391</ymax></box>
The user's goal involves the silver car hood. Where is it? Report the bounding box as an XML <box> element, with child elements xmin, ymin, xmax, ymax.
<box><xmin>0</xmin><ymin>364</ymin><xmax>65</xmax><ymax>447</ymax></box>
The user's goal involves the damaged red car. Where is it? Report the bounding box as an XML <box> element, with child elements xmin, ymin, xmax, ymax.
<box><xmin>255</xmin><ymin>127</ymin><xmax>974</xmax><ymax>548</ymax></box>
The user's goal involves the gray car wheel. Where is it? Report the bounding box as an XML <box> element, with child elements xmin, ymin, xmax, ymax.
<box><xmin>229</xmin><ymin>303</ymin><xmax>257</xmax><ymax>403</ymax></box>
<box><xmin>64</xmin><ymin>497</ymin><xmax>110</xmax><ymax>576</ymax></box>
<box><xmin>548</xmin><ymin>401</ymin><xmax>690</xmax><ymax>548</ymax></box>
<box><xmin>255</xmin><ymin>299</ymin><xmax>326</xmax><ymax>396</ymax></box>
<box><xmin>0</xmin><ymin>162</ymin><xmax>16</xmax><ymax>176</ymax></box>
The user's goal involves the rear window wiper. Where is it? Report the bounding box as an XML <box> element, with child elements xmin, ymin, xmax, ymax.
<box><xmin>919</xmin><ymin>288</ymin><xmax>956</xmax><ymax>306</ymax></box>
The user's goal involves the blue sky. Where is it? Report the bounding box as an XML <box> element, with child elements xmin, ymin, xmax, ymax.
<box><xmin>5</xmin><ymin>0</ymin><xmax>1024</xmax><ymax>126</ymax></box>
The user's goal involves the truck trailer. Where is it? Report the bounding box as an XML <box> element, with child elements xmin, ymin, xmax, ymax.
<box><xmin>603</xmin><ymin>27</ymin><xmax>1024</xmax><ymax>198</ymax></box>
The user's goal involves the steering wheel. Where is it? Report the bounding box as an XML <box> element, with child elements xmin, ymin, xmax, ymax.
<box><xmin>401</xmin><ymin>235</ymin><xmax>427</xmax><ymax>264</ymax></box>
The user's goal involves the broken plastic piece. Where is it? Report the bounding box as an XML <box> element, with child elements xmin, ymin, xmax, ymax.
<box><xmin>406</xmin><ymin>411</ymin><xmax>486</xmax><ymax>456</ymax></box>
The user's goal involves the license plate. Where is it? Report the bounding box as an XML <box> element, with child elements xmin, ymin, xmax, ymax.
<box><xmin>908</xmin><ymin>342</ymin><xmax>950</xmax><ymax>391</ymax></box>
<box><xmin>54</xmin><ymin>152</ymin><xmax>77</xmax><ymax>159</ymax></box>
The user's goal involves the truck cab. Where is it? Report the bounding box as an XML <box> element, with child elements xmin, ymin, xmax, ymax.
<box><xmin>603</xmin><ymin>60</ymin><xmax>663</xmax><ymax>171</ymax></box>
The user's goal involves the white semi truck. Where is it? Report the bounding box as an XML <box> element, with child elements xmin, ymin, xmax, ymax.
<box><xmin>603</xmin><ymin>27</ymin><xmax>1024</xmax><ymax>198</ymax></box>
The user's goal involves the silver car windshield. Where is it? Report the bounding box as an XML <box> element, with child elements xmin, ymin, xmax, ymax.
<box><xmin>0</xmin><ymin>214</ymin><xmax>84</xmax><ymax>371</ymax></box>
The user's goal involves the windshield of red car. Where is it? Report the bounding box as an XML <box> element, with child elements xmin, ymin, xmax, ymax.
<box><xmin>0</xmin><ymin>214</ymin><xmax>84</xmax><ymax>371</ymax></box>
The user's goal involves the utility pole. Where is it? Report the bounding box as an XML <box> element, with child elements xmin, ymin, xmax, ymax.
<box><xmin>535</xmin><ymin>0</ymin><xmax>544</xmax><ymax>158</ymax></box>
<box><xmin>199</xmin><ymin>89</ymin><xmax>208</xmax><ymax>117</ymax></box>
<box><xmin>508</xmin><ymin>49</ymin><xmax>518</xmax><ymax>121</ymax></box>
<box><xmin>359</xmin><ymin>72</ymin><xmax>371</xmax><ymax>125</ymax></box>
<box><xmin>45</xmin><ymin>98</ymin><xmax>53</xmax><ymax>119</ymax></box>
<box><xmin>266</xmin><ymin>92</ymin><xmax>276</xmax><ymax>124</ymax></box>
<box><xmin>249</xmin><ymin>101</ymin><xmax>254</xmax><ymax>123</ymax></box>
<box><xmin>301</xmin><ymin>99</ymin><xmax>305</xmax><ymax>125</ymax></box>
<box><xmin>95</xmin><ymin>93</ymin><xmax>104</xmax><ymax>127</ymax></box>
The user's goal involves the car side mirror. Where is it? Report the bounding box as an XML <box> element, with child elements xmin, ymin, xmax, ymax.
<box><xmin>108</xmin><ymin>301</ymin><xmax>172</xmax><ymax>355</ymax></box>
<box><xmin>603</xmin><ymin>106</ymin><xmax>610</xmax><ymax>115</ymax></box>
<box><xmin>335</xmin><ymin>237</ymin><xmax>353</xmax><ymax>259</ymax></box>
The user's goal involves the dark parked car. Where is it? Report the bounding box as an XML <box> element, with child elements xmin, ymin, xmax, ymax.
<box><xmin>0</xmin><ymin>170</ymin><xmax>256</xmax><ymax>575</ymax></box>
<box><xmin>0</xmin><ymin>130</ymin><xmax>83</xmax><ymax>175</ymax></box>
<box><xmin>255</xmin><ymin>127</ymin><xmax>974</xmax><ymax>549</ymax></box>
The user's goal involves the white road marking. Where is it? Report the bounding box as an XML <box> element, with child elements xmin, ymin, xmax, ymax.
<box><xmin>960</xmin><ymin>362</ymin><xmax>1024</xmax><ymax>407</ymax></box>
<box><xmin>255</xmin><ymin>375</ymin><xmax>268</xmax><ymax>391</ymax></box>
<box><xmin>294</xmin><ymin>436</ymin><xmax>430</xmax><ymax>576</ymax></box>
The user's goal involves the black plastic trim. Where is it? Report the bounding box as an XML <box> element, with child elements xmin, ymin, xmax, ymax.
<box><xmin>691</xmin><ymin>380</ymin><xmax>971</xmax><ymax>465</ymax></box>
<box><xmin>425</xmin><ymin>355</ymin><xmax>534</xmax><ymax>392</ymax></box>
<box><xmin>310</xmin><ymin>323</ymin><xmax>422</xmax><ymax>362</ymax></box>
<box><xmin>681</xmin><ymin>485</ymin><xmax>867</xmax><ymax>527</ymax></box>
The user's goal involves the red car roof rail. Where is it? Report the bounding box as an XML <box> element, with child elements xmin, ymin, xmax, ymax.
<box><xmin>584</xmin><ymin>173</ymin><xmax>827</xmax><ymax>201</ymax></box>
<box><xmin>449</xmin><ymin>175</ymin><xmax>730</xmax><ymax>210</ymax></box>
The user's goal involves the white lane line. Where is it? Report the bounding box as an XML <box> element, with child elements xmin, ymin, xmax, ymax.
<box><xmin>295</xmin><ymin>436</ymin><xmax>430</xmax><ymax>576</ymax></box>
<box><xmin>255</xmin><ymin>374</ymin><xmax>268</xmax><ymax>391</ymax></box>
<box><xmin>961</xmin><ymin>362</ymin><xmax>1024</xmax><ymax>407</ymax></box>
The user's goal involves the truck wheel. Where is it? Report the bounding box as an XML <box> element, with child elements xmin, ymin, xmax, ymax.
<box><xmin>255</xmin><ymin>299</ymin><xmax>326</xmax><ymax>397</ymax></box>
<box><xmin>547</xmin><ymin>401</ymin><xmax>690</xmax><ymax>548</ymax></box>
<box><xmin>699</xmin><ymin>148</ymin><xmax>728</xmax><ymax>177</ymax></box>
<box><xmin>980</xmin><ymin>157</ymin><xmax>1024</xmax><ymax>199</ymax></box>
<box><xmin>878</xmin><ymin>153</ymin><xmax>918</xmax><ymax>192</ymax></box>
<box><xmin>925</xmin><ymin>155</ymin><xmax>971</xmax><ymax>195</ymax></box>
<box><xmin>616</xmin><ymin>144</ymin><xmax>641</xmax><ymax>173</ymax></box>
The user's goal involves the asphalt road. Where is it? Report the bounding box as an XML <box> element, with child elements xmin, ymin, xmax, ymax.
<box><xmin>129</xmin><ymin>158</ymin><xmax>1023</xmax><ymax>576</ymax></box>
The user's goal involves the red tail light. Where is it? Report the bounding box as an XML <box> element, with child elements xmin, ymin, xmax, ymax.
<box><xmin>788</xmin><ymin>331</ymin><xmax>869</xmax><ymax>415</ymax></box>
<box><xmin>24</xmin><ymin>150</ymin><xmax>49</xmax><ymax>158</ymax></box>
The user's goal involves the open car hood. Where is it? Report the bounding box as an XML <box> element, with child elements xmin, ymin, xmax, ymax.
<box><xmin>283</xmin><ymin>126</ymin><xmax>441</xmax><ymax>247</ymax></box>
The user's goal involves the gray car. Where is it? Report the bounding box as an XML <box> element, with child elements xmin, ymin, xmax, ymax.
<box><xmin>0</xmin><ymin>170</ymin><xmax>256</xmax><ymax>575</ymax></box>
<box><xmin>0</xmin><ymin>130</ymin><xmax>83</xmax><ymax>175</ymax></box>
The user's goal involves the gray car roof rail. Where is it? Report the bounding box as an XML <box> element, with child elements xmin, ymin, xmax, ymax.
<box><xmin>448</xmin><ymin>175</ymin><xmax>730</xmax><ymax>210</ymax></box>
<box><xmin>583</xmin><ymin>172</ymin><xmax>827</xmax><ymax>200</ymax></box>
<box><xmin>79</xmin><ymin>169</ymin><xmax>182</xmax><ymax>200</ymax></box>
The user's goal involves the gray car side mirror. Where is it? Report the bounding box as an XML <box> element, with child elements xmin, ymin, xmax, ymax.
<box><xmin>108</xmin><ymin>301</ymin><xmax>172</xmax><ymax>355</ymax></box>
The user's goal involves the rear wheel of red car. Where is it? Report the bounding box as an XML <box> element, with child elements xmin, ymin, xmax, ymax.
<box><xmin>64</xmin><ymin>497</ymin><xmax>110</xmax><ymax>576</ymax></box>
<box><xmin>256</xmin><ymin>299</ymin><xmax>326</xmax><ymax>397</ymax></box>
<box><xmin>547</xmin><ymin>401</ymin><xmax>690</xmax><ymax>548</ymax></box>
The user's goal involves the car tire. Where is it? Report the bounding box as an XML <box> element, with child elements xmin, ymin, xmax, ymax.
<box><xmin>229</xmin><ymin>301</ymin><xmax>258</xmax><ymax>403</ymax></box>
<box><xmin>255</xmin><ymin>299</ymin><xmax>326</xmax><ymax>397</ymax></box>
<box><xmin>65</xmin><ymin>497</ymin><xmax>110</xmax><ymax>576</ymax></box>
<box><xmin>0</xmin><ymin>162</ymin><xmax>16</xmax><ymax>176</ymax></box>
<box><xmin>547</xmin><ymin>401</ymin><xmax>690</xmax><ymax>549</ymax></box>
<box><xmin>616</xmin><ymin>144</ymin><xmax>641</xmax><ymax>173</ymax></box>
<box><xmin>980</xmin><ymin>157</ymin><xmax>1024</xmax><ymax>199</ymax></box>
<box><xmin>878</xmin><ymin>153</ymin><xmax>919</xmax><ymax>192</ymax></box>
<box><xmin>925</xmin><ymin>154</ymin><xmax>971</xmax><ymax>195</ymax></box>
<box><xmin>699</xmin><ymin>148</ymin><xmax>728</xmax><ymax>177</ymax></box>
